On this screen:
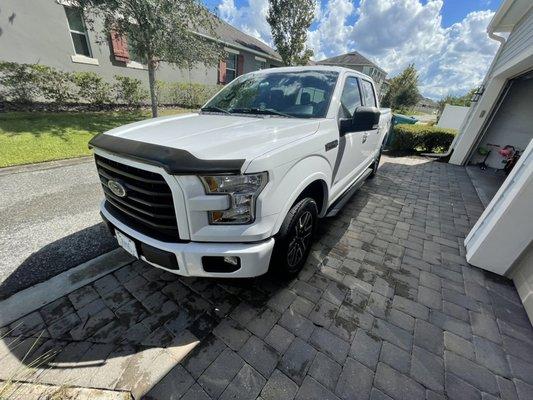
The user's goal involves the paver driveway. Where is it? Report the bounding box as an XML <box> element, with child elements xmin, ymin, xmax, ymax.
<box><xmin>2</xmin><ymin>156</ymin><xmax>533</xmax><ymax>400</ymax></box>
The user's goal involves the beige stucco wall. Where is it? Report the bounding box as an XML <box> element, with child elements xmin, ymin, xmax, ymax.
<box><xmin>0</xmin><ymin>0</ymin><xmax>279</xmax><ymax>89</ymax></box>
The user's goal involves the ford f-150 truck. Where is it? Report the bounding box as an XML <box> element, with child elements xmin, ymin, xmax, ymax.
<box><xmin>89</xmin><ymin>66</ymin><xmax>391</xmax><ymax>278</ymax></box>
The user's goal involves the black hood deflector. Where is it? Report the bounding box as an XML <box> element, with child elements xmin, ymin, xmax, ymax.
<box><xmin>89</xmin><ymin>134</ymin><xmax>245</xmax><ymax>175</ymax></box>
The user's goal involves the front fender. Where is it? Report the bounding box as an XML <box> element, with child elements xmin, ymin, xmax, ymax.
<box><xmin>270</xmin><ymin>155</ymin><xmax>331</xmax><ymax>235</ymax></box>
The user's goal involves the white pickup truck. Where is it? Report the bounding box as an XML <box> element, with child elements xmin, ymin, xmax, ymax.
<box><xmin>90</xmin><ymin>66</ymin><xmax>391</xmax><ymax>278</ymax></box>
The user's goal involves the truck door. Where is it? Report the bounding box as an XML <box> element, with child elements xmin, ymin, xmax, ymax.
<box><xmin>332</xmin><ymin>76</ymin><xmax>367</xmax><ymax>187</ymax></box>
<box><xmin>359</xmin><ymin>79</ymin><xmax>380</xmax><ymax>164</ymax></box>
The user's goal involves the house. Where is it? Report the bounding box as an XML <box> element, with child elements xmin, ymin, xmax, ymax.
<box><xmin>317</xmin><ymin>51</ymin><xmax>388</xmax><ymax>94</ymax></box>
<box><xmin>446</xmin><ymin>0</ymin><xmax>533</xmax><ymax>321</ymax></box>
<box><xmin>413</xmin><ymin>96</ymin><xmax>439</xmax><ymax>115</ymax></box>
<box><xmin>0</xmin><ymin>0</ymin><xmax>282</xmax><ymax>88</ymax></box>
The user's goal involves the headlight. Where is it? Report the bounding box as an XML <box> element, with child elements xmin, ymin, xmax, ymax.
<box><xmin>199</xmin><ymin>172</ymin><xmax>268</xmax><ymax>224</ymax></box>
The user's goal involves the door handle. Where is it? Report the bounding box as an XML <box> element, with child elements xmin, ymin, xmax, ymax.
<box><xmin>362</xmin><ymin>133</ymin><xmax>368</xmax><ymax>143</ymax></box>
<box><xmin>325</xmin><ymin>140</ymin><xmax>338</xmax><ymax>151</ymax></box>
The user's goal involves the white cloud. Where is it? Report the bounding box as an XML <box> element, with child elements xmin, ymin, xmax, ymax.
<box><xmin>307</xmin><ymin>0</ymin><xmax>355</xmax><ymax>60</ymax></box>
<box><xmin>218</xmin><ymin>0</ymin><xmax>272</xmax><ymax>44</ymax></box>
<box><xmin>215</xmin><ymin>0</ymin><xmax>500</xmax><ymax>99</ymax></box>
<box><xmin>348</xmin><ymin>0</ymin><xmax>498</xmax><ymax>98</ymax></box>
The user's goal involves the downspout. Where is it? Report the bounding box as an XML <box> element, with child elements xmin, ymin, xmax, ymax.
<box><xmin>422</xmin><ymin>30</ymin><xmax>507</xmax><ymax>158</ymax></box>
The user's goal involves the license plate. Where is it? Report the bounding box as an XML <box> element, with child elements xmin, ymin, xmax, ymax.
<box><xmin>116</xmin><ymin>230</ymin><xmax>139</xmax><ymax>259</ymax></box>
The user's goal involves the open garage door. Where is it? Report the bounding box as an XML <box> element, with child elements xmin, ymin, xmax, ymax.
<box><xmin>466</xmin><ymin>71</ymin><xmax>533</xmax><ymax>206</ymax></box>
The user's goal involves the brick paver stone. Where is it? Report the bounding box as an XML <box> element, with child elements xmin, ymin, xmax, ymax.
<box><xmin>278</xmin><ymin>337</ymin><xmax>317</xmax><ymax>385</ymax></box>
<box><xmin>445</xmin><ymin>372</ymin><xmax>481</xmax><ymax>400</ymax></box>
<box><xmin>265</xmin><ymin>324</ymin><xmax>295</xmax><ymax>354</ymax></box>
<box><xmin>310</xmin><ymin>327</ymin><xmax>349</xmax><ymax>364</ymax></box>
<box><xmin>198</xmin><ymin>348</ymin><xmax>245</xmax><ymax>398</ymax></box>
<box><xmin>380</xmin><ymin>341</ymin><xmax>411</xmax><ymax>374</ymax></box>
<box><xmin>444</xmin><ymin>350</ymin><xmax>498</xmax><ymax>394</ymax></box>
<box><xmin>296</xmin><ymin>376</ymin><xmax>340</xmax><ymax>400</ymax></box>
<box><xmin>350</xmin><ymin>328</ymin><xmax>382</xmax><ymax>370</ymax></box>
<box><xmin>309</xmin><ymin>351</ymin><xmax>342</xmax><ymax>391</ymax></box>
<box><xmin>260</xmin><ymin>369</ymin><xmax>299</xmax><ymax>400</ymax></box>
<box><xmin>219</xmin><ymin>364</ymin><xmax>266</xmax><ymax>400</ymax></box>
<box><xmin>335</xmin><ymin>357</ymin><xmax>374</xmax><ymax>400</ymax></box>
<box><xmin>239</xmin><ymin>335</ymin><xmax>278</xmax><ymax>378</ymax></box>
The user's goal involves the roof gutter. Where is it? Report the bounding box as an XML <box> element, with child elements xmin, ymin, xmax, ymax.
<box><xmin>487</xmin><ymin>0</ymin><xmax>515</xmax><ymax>34</ymax></box>
<box><xmin>195</xmin><ymin>32</ymin><xmax>282</xmax><ymax>63</ymax></box>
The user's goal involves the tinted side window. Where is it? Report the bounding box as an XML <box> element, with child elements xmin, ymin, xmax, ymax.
<box><xmin>361</xmin><ymin>80</ymin><xmax>377</xmax><ymax>107</ymax></box>
<box><xmin>339</xmin><ymin>77</ymin><xmax>362</xmax><ymax>118</ymax></box>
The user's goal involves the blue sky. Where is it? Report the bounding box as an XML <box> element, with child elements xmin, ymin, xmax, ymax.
<box><xmin>204</xmin><ymin>0</ymin><xmax>504</xmax><ymax>99</ymax></box>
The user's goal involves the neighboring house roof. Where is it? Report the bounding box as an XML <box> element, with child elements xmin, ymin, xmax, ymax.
<box><xmin>317</xmin><ymin>51</ymin><xmax>386</xmax><ymax>74</ymax></box>
<box><xmin>196</xmin><ymin>16</ymin><xmax>281</xmax><ymax>62</ymax></box>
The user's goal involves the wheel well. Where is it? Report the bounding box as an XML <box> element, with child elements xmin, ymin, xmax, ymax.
<box><xmin>294</xmin><ymin>180</ymin><xmax>327</xmax><ymax>216</ymax></box>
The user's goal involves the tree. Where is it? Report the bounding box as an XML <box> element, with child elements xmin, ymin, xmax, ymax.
<box><xmin>382</xmin><ymin>64</ymin><xmax>420</xmax><ymax>111</ymax></box>
<box><xmin>267</xmin><ymin>0</ymin><xmax>315</xmax><ymax>66</ymax></box>
<box><xmin>438</xmin><ymin>88</ymin><xmax>476</xmax><ymax>114</ymax></box>
<box><xmin>78</xmin><ymin>0</ymin><xmax>224</xmax><ymax>117</ymax></box>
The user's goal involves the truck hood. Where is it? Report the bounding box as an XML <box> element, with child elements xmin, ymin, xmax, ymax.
<box><xmin>100</xmin><ymin>113</ymin><xmax>321</xmax><ymax>163</ymax></box>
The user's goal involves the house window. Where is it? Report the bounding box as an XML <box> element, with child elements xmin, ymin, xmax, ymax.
<box><xmin>64</xmin><ymin>7</ymin><xmax>92</xmax><ymax>57</ymax></box>
<box><xmin>226</xmin><ymin>54</ymin><xmax>238</xmax><ymax>83</ymax></box>
<box><xmin>256</xmin><ymin>61</ymin><xmax>268</xmax><ymax>70</ymax></box>
<box><xmin>128</xmin><ymin>40</ymin><xmax>146</xmax><ymax>64</ymax></box>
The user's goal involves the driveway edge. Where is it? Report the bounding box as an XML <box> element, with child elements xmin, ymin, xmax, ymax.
<box><xmin>0</xmin><ymin>249</ymin><xmax>134</xmax><ymax>326</ymax></box>
<box><xmin>0</xmin><ymin>156</ymin><xmax>92</xmax><ymax>176</ymax></box>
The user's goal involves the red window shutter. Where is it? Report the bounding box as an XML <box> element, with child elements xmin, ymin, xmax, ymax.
<box><xmin>110</xmin><ymin>30</ymin><xmax>129</xmax><ymax>62</ymax></box>
<box><xmin>218</xmin><ymin>59</ymin><xmax>227</xmax><ymax>84</ymax></box>
<box><xmin>237</xmin><ymin>54</ymin><xmax>244</xmax><ymax>76</ymax></box>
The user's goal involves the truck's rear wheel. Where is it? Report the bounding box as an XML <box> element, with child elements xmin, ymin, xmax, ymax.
<box><xmin>270</xmin><ymin>198</ymin><xmax>318</xmax><ymax>278</ymax></box>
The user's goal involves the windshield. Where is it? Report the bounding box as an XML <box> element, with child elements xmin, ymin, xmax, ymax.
<box><xmin>202</xmin><ymin>70</ymin><xmax>339</xmax><ymax>119</ymax></box>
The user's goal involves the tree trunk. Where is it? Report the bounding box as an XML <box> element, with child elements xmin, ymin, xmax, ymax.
<box><xmin>148</xmin><ymin>59</ymin><xmax>158</xmax><ymax>118</ymax></box>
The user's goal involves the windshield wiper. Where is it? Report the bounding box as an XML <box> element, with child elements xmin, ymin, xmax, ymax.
<box><xmin>200</xmin><ymin>106</ymin><xmax>231</xmax><ymax>115</ymax></box>
<box><xmin>230</xmin><ymin>108</ymin><xmax>292</xmax><ymax>118</ymax></box>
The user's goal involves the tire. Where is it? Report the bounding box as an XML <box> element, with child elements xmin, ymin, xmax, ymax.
<box><xmin>368</xmin><ymin>145</ymin><xmax>383</xmax><ymax>179</ymax></box>
<box><xmin>270</xmin><ymin>198</ymin><xmax>318</xmax><ymax>278</ymax></box>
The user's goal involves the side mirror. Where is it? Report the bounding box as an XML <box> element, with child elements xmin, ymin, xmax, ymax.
<box><xmin>340</xmin><ymin>106</ymin><xmax>380</xmax><ymax>135</ymax></box>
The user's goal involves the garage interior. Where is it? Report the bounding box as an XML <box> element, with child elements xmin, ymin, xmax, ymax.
<box><xmin>465</xmin><ymin>70</ymin><xmax>533</xmax><ymax>207</ymax></box>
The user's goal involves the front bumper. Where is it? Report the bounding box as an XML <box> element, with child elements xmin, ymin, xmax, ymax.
<box><xmin>101</xmin><ymin>203</ymin><xmax>274</xmax><ymax>278</ymax></box>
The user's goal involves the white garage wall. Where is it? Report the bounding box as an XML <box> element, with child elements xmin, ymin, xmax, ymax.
<box><xmin>511</xmin><ymin>243</ymin><xmax>533</xmax><ymax>324</ymax></box>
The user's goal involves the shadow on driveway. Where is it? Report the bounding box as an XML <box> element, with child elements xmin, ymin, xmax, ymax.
<box><xmin>0</xmin><ymin>223</ymin><xmax>116</xmax><ymax>300</ymax></box>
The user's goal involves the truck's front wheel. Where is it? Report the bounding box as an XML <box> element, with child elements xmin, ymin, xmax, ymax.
<box><xmin>270</xmin><ymin>198</ymin><xmax>318</xmax><ymax>278</ymax></box>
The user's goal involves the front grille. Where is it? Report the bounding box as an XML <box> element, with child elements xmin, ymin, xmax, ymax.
<box><xmin>95</xmin><ymin>154</ymin><xmax>180</xmax><ymax>242</ymax></box>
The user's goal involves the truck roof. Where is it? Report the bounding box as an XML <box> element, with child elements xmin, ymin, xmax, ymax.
<box><xmin>251</xmin><ymin>65</ymin><xmax>374</xmax><ymax>82</ymax></box>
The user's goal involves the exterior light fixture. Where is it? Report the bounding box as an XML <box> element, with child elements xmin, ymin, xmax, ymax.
<box><xmin>471</xmin><ymin>85</ymin><xmax>485</xmax><ymax>102</ymax></box>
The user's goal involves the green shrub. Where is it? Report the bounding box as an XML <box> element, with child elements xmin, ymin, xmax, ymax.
<box><xmin>114</xmin><ymin>75</ymin><xmax>148</xmax><ymax>107</ymax></box>
<box><xmin>73</xmin><ymin>71</ymin><xmax>112</xmax><ymax>105</ymax></box>
<box><xmin>0</xmin><ymin>61</ymin><xmax>221</xmax><ymax>109</ymax></box>
<box><xmin>33</xmin><ymin>65</ymin><xmax>76</xmax><ymax>105</ymax></box>
<box><xmin>389</xmin><ymin>124</ymin><xmax>457</xmax><ymax>153</ymax></box>
<box><xmin>0</xmin><ymin>62</ymin><xmax>42</xmax><ymax>103</ymax></box>
<box><xmin>155</xmin><ymin>80</ymin><xmax>171</xmax><ymax>105</ymax></box>
<box><xmin>157</xmin><ymin>81</ymin><xmax>221</xmax><ymax>108</ymax></box>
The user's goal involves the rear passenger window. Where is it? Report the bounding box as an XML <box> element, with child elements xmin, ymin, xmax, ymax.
<box><xmin>339</xmin><ymin>77</ymin><xmax>362</xmax><ymax>118</ymax></box>
<box><xmin>360</xmin><ymin>80</ymin><xmax>377</xmax><ymax>107</ymax></box>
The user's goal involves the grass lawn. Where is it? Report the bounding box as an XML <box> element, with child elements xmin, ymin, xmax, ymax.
<box><xmin>0</xmin><ymin>108</ymin><xmax>191</xmax><ymax>168</ymax></box>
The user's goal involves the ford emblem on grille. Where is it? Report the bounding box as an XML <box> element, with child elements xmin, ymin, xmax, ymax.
<box><xmin>108</xmin><ymin>180</ymin><xmax>127</xmax><ymax>197</ymax></box>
